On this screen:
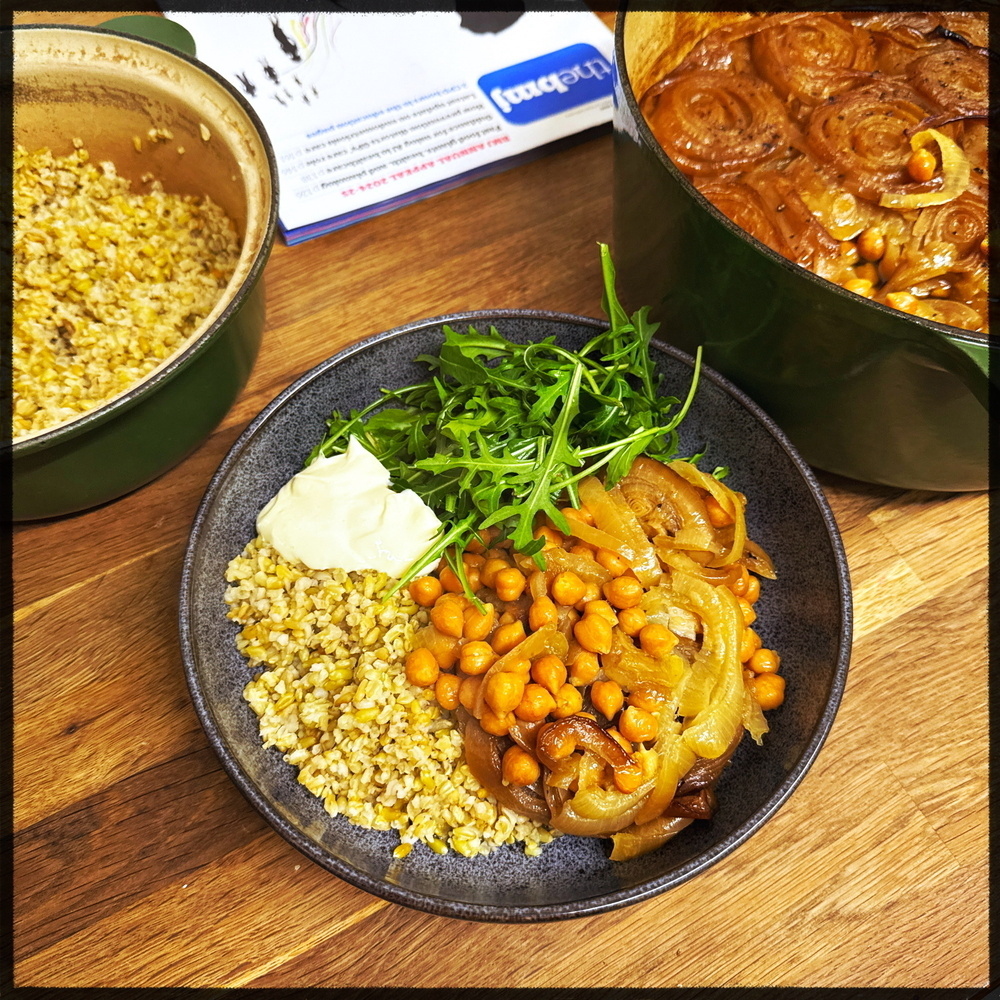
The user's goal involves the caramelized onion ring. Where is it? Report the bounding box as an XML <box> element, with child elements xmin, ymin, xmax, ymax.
<box><xmin>805</xmin><ymin>82</ymin><xmax>934</xmax><ymax>202</ymax></box>
<box><xmin>693</xmin><ymin>177</ymin><xmax>791</xmax><ymax>259</ymax></box>
<box><xmin>914</xmin><ymin>191</ymin><xmax>987</xmax><ymax>262</ymax></box>
<box><xmin>751</xmin><ymin>13</ymin><xmax>876</xmax><ymax>105</ymax></box>
<box><xmin>909</xmin><ymin>48</ymin><xmax>989</xmax><ymax>118</ymax></box>
<box><xmin>642</xmin><ymin>69</ymin><xmax>794</xmax><ymax>177</ymax></box>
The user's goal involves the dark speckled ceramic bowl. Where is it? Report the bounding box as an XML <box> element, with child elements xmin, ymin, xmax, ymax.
<box><xmin>179</xmin><ymin>311</ymin><xmax>852</xmax><ymax>922</ymax></box>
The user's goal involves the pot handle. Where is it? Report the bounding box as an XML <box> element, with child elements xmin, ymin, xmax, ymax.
<box><xmin>99</xmin><ymin>14</ymin><xmax>196</xmax><ymax>57</ymax></box>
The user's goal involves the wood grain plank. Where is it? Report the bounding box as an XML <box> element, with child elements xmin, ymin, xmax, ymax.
<box><xmin>14</xmin><ymin>747</ymin><xmax>266</xmax><ymax>962</ymax></box>
<box><xmin>15</xmin><ymin>831</ymin><xmax>389</xmax><ymax>988</ymax></box>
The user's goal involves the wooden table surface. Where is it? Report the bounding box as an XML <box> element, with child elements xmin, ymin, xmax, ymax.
<box><xmin>12</xmin><ymin>9</ymin><xmax>990</xmax><ymax>992</ymax></box>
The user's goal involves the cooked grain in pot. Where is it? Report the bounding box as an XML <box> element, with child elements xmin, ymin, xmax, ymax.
<box><xmin>224</xmin><ymin>538</ymin><xmax>556</xmax><ymax>858</ymax></box>
<box><xmin>13</xmin><ymin>142</ymin><xmax>241</xmax><ymax>438</ymax></box>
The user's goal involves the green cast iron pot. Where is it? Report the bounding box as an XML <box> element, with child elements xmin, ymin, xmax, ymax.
<box><xmin>611</xmin><ymin>9</ymin><xmax>993</xmax><ymax>492</ymax></box>
<box><xmin>12</xmin><ymin>20</ymin><xmax>278</xmax><ymax>520</ymax></box>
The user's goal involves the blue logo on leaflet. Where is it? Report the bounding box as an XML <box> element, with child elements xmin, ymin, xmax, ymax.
<box><xmin>479</xmin><ymin>43</ymin><xmax>612</xmax><ymax>125</ymax></box>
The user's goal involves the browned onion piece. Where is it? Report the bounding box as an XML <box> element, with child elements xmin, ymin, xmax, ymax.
<box><xmin>457</xmin><ymin>709</ymin><xmax>550</xmax><ymax>823</ymax></box>
<box><xmin>909</xmin><ymin>48</ymin><xmax>989</xmax><ymax>117</ymax></box>
<box><xmin>805</xmin><ymin>81</ymin><xmax>936</xmax><ymax>203</ymax></box>
<box><xmin>751</xmin><ymin>13</ymin><xmax>876</xmax><ymax>105</ymax></box>
<box><xmin>914</xmin><ymin>191</ymin><xmax>987</xmax><ymax>264</ymax></box>
<box><xmin>609</xmin><ymin>815</ymin><xmax>693</xmax><ymax>861</ymax></box>
<box><xmin>742</xmin><ymin>170</ymin><xmax>845</xmax><ymax>271</ymax></box>
<box><xmin>908</xmin><ymin>298</ymin><xmax>985</xmax><ymax>332</ymax></box>
<box><xmin>693</xmin><ymin>176</ymin><xmax>792</xmax><ymax>260</ymax></box>
<box><xmin>641</xmin><ymin>69</ymin><xmax>795</xmax><ymax>177</ymax></box>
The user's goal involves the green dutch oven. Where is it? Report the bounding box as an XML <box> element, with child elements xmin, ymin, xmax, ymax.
<box><xmin>12</xmin><ymin>19</ymin><xmax>278</xmax><ymax>520</ymax></box>
<box><xmin>611</xmin><ymin>9</ymin><xmax>993</xmax><ymax>492</ymax></box>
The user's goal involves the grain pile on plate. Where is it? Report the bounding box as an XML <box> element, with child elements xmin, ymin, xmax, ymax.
<box><xmin>12</xmin><ymin>141</ymin><xmax>240</xmax><ymax>438</ymax></box>
<box><xmin>224</xmin><ymin>538</ymin><xmax>556</xmax><ymax>858</ymax></box>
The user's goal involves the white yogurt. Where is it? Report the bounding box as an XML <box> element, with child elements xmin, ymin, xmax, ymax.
<box><xmin>256</xmin><ymin>436</ymin><xmax>442</xmax><ymax>576</ymax></box>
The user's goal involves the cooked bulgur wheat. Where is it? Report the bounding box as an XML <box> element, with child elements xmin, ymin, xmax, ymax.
<box><xmin>13</xmin><ymin>142</ymin><xmax>240</xmax><ymax>438</ymax></box>
<box><xmin>224</xmin><ymin>538</ymin><xmax>556</xmax><ymax>858</ymax></box>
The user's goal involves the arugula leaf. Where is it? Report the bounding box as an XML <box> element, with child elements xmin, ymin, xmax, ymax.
<box><xmin>308</xmin><ymin>243</ymin><xmax>703</xmax><ymax>594</ymax></box>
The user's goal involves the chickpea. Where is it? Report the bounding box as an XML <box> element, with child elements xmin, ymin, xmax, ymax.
<box><xmin>617</xmin><ymin>606</ymin><xmax>647</xmax><ymax>637</ymax></box>
<box><xmin>749</xmin><ymin>647</ymin><xmax>781</xmax><ymax>674</ymax></box>
<box><xmin>530</xmin><ymin>654</ymin><xmax>567</xmax><ymax>695</ymax></box>
<box><xmin>568</xmin><ymin>650</ymin><xmax>600</xmax><ymax>687</ymax></box>
<box><xmin>458</xmin><ymin>674</ymin><xmax>483</xmax><ymax>712</ymax></box>
<box><xmin>502</xmin><ymin>655</ymin><xmax>532</xmax><ymax>679</ymax></box>
<box><xmin>405</xmin><ymin>647</ymin><xmax>439</xmax><ymax>688</ymax></box>
<box><xmin>491</xmin><ymin>620</ymin><xmax>526</xmax><ymax>656</ymax></box>
<box><xmin>738</xmin><ymin>597</ymin><xmax>757</xmax><ymax>626</ymax></box>
<box><xmin>638</xmin><ymin>623</ymin><xmax>676</xmax><ymax>659</ymax></box>
<box><xmin>568</xmin><ymin>542</ymin><xmax>596</xmax><ymax>558</ymax></box>
<box><xmin>465</xmin><ymin>527</ymin><xmax>496</xmax><ymax>554</ymax></box>
<box><xmin>502</xmin><ymin>745</ymin><xmax>540</xmax><ymax>786</ymax></box>
<box><xmin>480</xmin><ymin>556</ymin><xmax>511</xmax><ymax>589</ymax></box>
<box><xmin>573</xmin><ymin>580</ymin><xmax>603</xmax><ymax>611</ymax></box>
<box><xmin>751</xmin><ymin>672</ymin><xmax>786</xmax><ymax>711</ymax></box>
<box><xmin>422</xmin><ymin>630</ymin><xmax>461</xmax><ymax>670</ymax></box>
<box><xmin>842</xmin><ymin>278</ymin><xmax>875</xmax><ymax>298</ymax></box>
<box><xmin>430</xmin><ymin>599</ymin><xmax>465</xmax><ymax>638</ymax></box>
<box><xmin>550</xmin><ymin>570</ymin><xmax>587</xmax><ymax>607</ymax></box>
<box><xmin>494</xmin><ymin>567</ymin><xmax>527</xmax><ymax>602</ymax></box>
<box><xmin>590</xmin><ymin>678</ymin><xmax>624</xmax><ymax>719</ymax></box>
<box><xmin>573</xmin><ymin>613</ymin><xmax>613</xmax><ymax>654</ymax></box>
<box><xmin>854</xmin><ymin>262</ymin><xmax>879</xmax><ymax>285</ymax></box>
<box><xmin>479</xmin><ymin>705</ymin><xmax>512</xmax><ymax>737</ymax></box>
<box><xmin>438</xmin><ymin>565</ymin><xmax>465</xmax><ymax>594</ymax></box>
<box><xmin>618</xmin><ymin>705</ymin><xmax>658</xmax><ymax>743</ymax></box>
<box><xmin>409</xmin><ymin>575</ymin><xmax>443</xmax><ymax>607</ymax></box>
<box><xmin>704</xmin><ymin>494</ymin><xmax>734</xmax><ymax>528</ymax></box>
<box><xmin>459</xmin><ymin>640</ymin><xmax>496</xmax><ymax>676</ymax></box>
<box><xmin>603</xmin><ymin>576</ymin><xmax>644</xmax><ymax>610</ymax></box>
<box><xmin>525</xmin><ymin>595</ymin><xmax>556</xmax><ymax>632</ymax></box>
<box><xmin>514</xmin><ymin>683</ymin><xmax>557</xmax><ymax>722</ymax></box>
<box><xmin>560</xmin><ymin>504</ymin><xmax>595</xmax><ymax>527</ymax></box>
<box><xmin>857</xmin><ymin>227</ymin><xmax>886</xmax><ymax>262</ymax></box>
<box><xmin>614</xmin><ymin>764</ymin><xmax>646</xmax><ymax>794</ymax></box>
<box><xmin>462</xmin><ymin>551</ymin><xmax>485</xmax><ymax>569</ymax></box>
<box><xmin>484</xmin><ymin>671</ymin><xmax>526</xmax><ymax>715</ymax></box>
<box><xmin>906</xmin><ymin>146</ymin><xmax>936</xmax><ymax>183</ymax></box>
<box><xmin>885</xmin><ymin>291</ymin><xmax>920</xmax><ymax>314</ymax></box>
<box><xmin>744</xmin><ymin>575</ymin><xmax>761</xmax><ymax>604</ymax></box>
<box><xmin>595</xmin><ymin>547</ymin><xmax>630</xmax><ymax>577</ymax></box>
<box><xmin>462</xmin><ymin>602</ymin><xmax>495</xmax><ymax>641</ymax></box>
<box><xmin>583</xmin><ymin>599</ymin><xmax>619</xmax><ymax>624</ymax></box>
<box><xmin>551</xmin><ymin>682</ymin><xmax>583</xmax><ymax>719</ymax></box>
<box><xmin>740</xmin><ymin>627</ymin><xmax>762</xmax><ymax>663</ymax></box>
<box><xmin>434</xmin><ymin>671</ymin><xmax>461</xmax><ymax>711</ymax></box>
<box><xmin>534</xmin><ymin>525</ymin><xmax>564</xmax><ymax>550</ymax></box>
<box><xmin>628</xmin><ymin>682</ymin><xmax>668</xmax><ymax>714</ymax></box>
<box><xmin>728</xmin><ymin>564</ymin><xmax>750</xmax><ymax>597</ymax></box>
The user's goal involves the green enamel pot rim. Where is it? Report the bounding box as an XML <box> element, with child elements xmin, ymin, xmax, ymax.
<box><xmin>612</xmin><ymin>12</ymin><xmax>992</xmax><ymax>367</ymax></box>
<box><xmin>12</xmin><ymin>23</ymin><xmax>280</xmax><ymax>458</ymax></box>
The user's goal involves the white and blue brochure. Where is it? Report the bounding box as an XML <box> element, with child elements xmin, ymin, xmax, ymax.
<box><xmin>164</xmin><ymin>9</ymin><xmax>614</xmax><ymax>244</ymax></box>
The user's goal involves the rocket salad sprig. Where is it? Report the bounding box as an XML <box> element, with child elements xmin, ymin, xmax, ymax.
<box><xmin>307</xmin><ymin>243</ymin><xmax>702</xmax><ymax>592</ymax></box>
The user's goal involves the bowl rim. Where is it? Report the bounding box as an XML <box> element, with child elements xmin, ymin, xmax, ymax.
<box><xmin>11</xmin><ymin>22</ymin><xmax>280</xmax><ymax>456</ymax></box>
<box><xmin>178</xmin><ymin>308</ymin><xmax>854</xmax><ymax>922</ymax></box>
<box><xmin>612</xmin><ymin>8</ymin><xmax>990</xmax><ymax>352</ymax></box>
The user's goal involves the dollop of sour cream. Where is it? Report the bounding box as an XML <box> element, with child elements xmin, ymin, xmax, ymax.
<box><xmin>256</xmin><ymin>436</ymin><xmax>442</xmax><ymax>577</ymax></box>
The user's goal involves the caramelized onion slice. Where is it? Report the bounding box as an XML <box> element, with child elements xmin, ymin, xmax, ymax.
<box><xmin>609</xmin><ymin>815</ymin><xmax>693</xmax><ymax>861</ymax></box>
<box><xmin>458</xmin><ymin>709</ymin><xmax>550</xmax><ymax>823</ymax></box>
<box><xmin>806</xmin><ymin>82</ymin><xmax>934</xmax><ymax>203</ymax></box>
<box><xmin>751</xmin><ymin>13</ymin><xmax>876</xmax><ymax>105</ymax></box>
<box><xmin>641</xmin><ymin>69</ymin><xmax>795</xmax><ymax>177</ymax></box>
<box><xmin>909</xmin><ymin>47</ymin><xmax>989</xmax><ymax>118</ymax></box>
